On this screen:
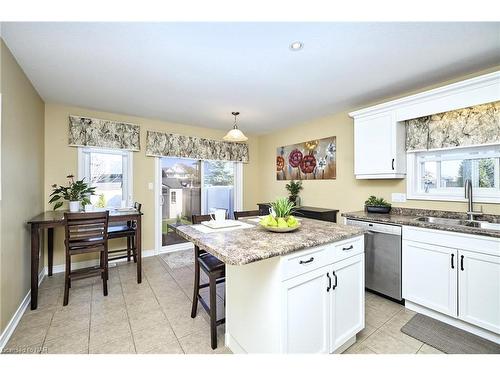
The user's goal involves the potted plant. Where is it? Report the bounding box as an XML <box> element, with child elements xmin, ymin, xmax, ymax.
<box><xmin>49</xmin><ymin>175</ymin><xmax>96</xmax><ymax>212</ymax></box>
<box><xmin>285</xmin><ymin>180</ymin><xmax>303</xmax><ymax>207</ymax></box>
<box><xmin>364</xmin><ymin>195</ymin><xmax>392</xmax><ymax>214</ymax></box>
<box><xmin>259</xmin><ymin>197</ymin><xmax>300</xmax><ymax>232</ymax></box>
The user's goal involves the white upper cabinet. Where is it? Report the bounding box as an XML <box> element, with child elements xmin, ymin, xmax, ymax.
<box><xmin>349</xmin><ymin>71</ymin><xmax>500</xmax><ymax>180</ymax></box>
<box><xmin>353</xmin><ymin>111</ymin><xmax>406</xmax><ymax>179</ymax></box>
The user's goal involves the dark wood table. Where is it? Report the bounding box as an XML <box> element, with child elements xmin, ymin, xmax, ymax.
<box><xmin>27</xmin><ymin>210</ymin><xmax>143</xmax><ymax>310</ymax></box>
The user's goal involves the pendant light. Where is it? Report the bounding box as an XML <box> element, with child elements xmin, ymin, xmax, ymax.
<box><xmin>223</xmin><ymin>111</ymin><xmax>248</xmax><ymax>142</ymax></box>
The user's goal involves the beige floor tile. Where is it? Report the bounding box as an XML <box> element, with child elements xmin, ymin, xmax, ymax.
<box><xmin>16</xmin><ymin>308</ymin><xmax>54</xmax><ymax>331</ymax></box>
<box><xmin>167</xmin><ymin>311</ymin><xmax>210</xmax><ymax>339</ymax></box>
<box><xmin>343</xmin><ymin>342</ymin><xmax>377</xmax><ymax>354</ymax></box>
<box><xmin>178</xmin><ymin>326</ymin><xmax>228</xmax><ymax>354</ymax></box>
<box><xmin>132</xmin><ymin>325</ymin><xmax>178</xmax><ymax>353</ymax></box>
<box><xmin>418</xmin><ymin>344</ymin><xmax>445</xmax><ymax>354</ymax></box>
<box><xmin>89</xmin><ymin>335</ymin><xmax>136</xmax><ymax>354</ymax></box>
<box><xmin>142</xmin><ymin>340</ymin><xmax>185</xmax><ymax>354</ymax></box>
<box><xmin>2</xmin><ymin>341</ymin><xmax>44</xmax><ymax>354</ymax></box>
<box><xmin>5</xmin><ymin>324</ymin><xmax>48</xmax><ymax>348</ymax></box>
<box><xmin>128</xmin><ymin>309</ymin><xmax>169</xmax><ymax>332</ymax></box>
<box><xmin>89</xmin><ymin>319</ymin><xmax>132</xmax><ymax>348</ymax></box>
<box><xmin>362</xmin><ymin>329</ymin><xmax>420</xmax><ymax>354</ymax></box>
<box><xmin>43</xmin><ymin>328</ymin><xmax>89</xmax><ymax>354</ymax></box>
<box><xmin>365</xmin><ymin>305</ymin><xmax>394</xmax><ymax>328</ymax></box>
<box><xmin>91</xmin><ymin>307</ymin><xmax>128</xmax><ymax>326</ymax></box>
<box><xmin>356</xmin><ymin>324</ymin><xmax>377</xmax><ymax>343</ymax></box>
<box><xmin>45</xmin><ymin>316</ymin><xmax>90</xmax><ymax>342</ymax></box>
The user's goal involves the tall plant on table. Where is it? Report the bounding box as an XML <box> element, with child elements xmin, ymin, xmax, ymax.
<box><xmin>285</xmin><ymin>180</ymin><xmax>303</xmax><ymax>206</ymax></box>
<box><xmin>49</xmin><ymin>175</ymin><xmax>96</xmax><ymax>212</ymax></box>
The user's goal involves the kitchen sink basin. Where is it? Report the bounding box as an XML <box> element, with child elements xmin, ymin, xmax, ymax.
<box><xmin>415</xmin><ymin>216</ymin><xmax>500</xmax><ymax>231</ymax></box>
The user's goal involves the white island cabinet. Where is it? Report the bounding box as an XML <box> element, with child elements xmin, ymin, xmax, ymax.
<box><xmin>403</xmin><ymin>226</ymin><xmax>500</xmax><ymax>343</ymax></box>
<box><xmin>225</xmin><ymin>235</ymin><xmax>365</xmax><ymax>354</ymax></box>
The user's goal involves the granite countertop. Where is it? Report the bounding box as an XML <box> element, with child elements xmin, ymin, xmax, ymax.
<box><xmin>174</xmin><ymin>218</ymin><xmax>365</xmax><ymax>266</ymax></box>
<box><xmin>342</xmin><ymin>207</ymin><xmax>500</xmax><ymax>239</ymax></box>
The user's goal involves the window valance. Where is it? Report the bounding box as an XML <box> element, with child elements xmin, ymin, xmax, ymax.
<box><xmin>69</xmin><ymin>115</ymin><xmax>141</xmax><ymax>151</ymax></box>
<box><xmin>405</xmin><ymin>101</ymin><xmax>500</xmax><ymax>151</ymax></box>
<box><xmin>146</xmin><ymin>131</ymin><xmax>249</xmax><ymax>163</ymax></box>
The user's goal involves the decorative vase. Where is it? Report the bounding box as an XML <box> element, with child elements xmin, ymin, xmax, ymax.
<box><xmin>69</xmin><ymin>201</ymin><xmax>80</xmax><ymax>212</ymax></box>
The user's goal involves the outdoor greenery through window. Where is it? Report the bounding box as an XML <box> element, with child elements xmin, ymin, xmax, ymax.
<box><xmin>80</xmin><ymin>148</ymin><xmax>132</xmax><ymax>209</ymax></box>
<box><xmin>409</xmin><ymin>145</ymin><xmax>500</xmax><ymax>202</ymax></box>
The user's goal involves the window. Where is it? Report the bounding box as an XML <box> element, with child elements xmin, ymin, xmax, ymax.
<box><xmin>171</xmin><ymin>191</ymin><xmax>177</xmax><ymax>204</ymax></box>
<box><xmin>407</xmin><ymin>145</ymin><xmax>500</xmax><ymax>203</ymax></box>
<box><xmin>79</xmin><ymin>148</ymin><xmax>133</xmax><ymax>208</ymax></box>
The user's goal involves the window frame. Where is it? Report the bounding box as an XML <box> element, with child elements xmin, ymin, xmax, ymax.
<box><xmin>406</xmin><ymin>144</ymin><xmax>500</xmax><ymax>203</ymax></box>
<box><xmin>78</xmin><ymin>147</ymin><xmax>133</xmax><ymax>208</ymax></box>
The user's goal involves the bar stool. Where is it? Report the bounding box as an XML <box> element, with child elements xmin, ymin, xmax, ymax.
<box><xmin>63</xmin><ymin>211</ymin><xmax>109</xmax><ymax>306</ymax></box>
<box><xmin>191</xmin><ymin>214</ymin><xmax>226</xmax><ymax>349</ymax></box>
<box><xmin>107</xmin><ymin>202</ymin><xmax>142</xmax><ymax>263</ymax></box>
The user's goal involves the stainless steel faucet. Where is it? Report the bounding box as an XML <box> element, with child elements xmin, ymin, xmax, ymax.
<box><xmin>464</xmin><ymin>179</ymin><xmax>482</xmax><ymax>221</ymax></box>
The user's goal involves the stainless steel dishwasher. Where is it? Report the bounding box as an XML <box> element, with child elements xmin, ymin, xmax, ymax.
<box><xmin>346</xmin><ymin>219</ymin><xmax>402</xmax><ymax>301</ymax></box>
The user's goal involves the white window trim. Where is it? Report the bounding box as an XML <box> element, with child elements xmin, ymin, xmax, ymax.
<box><xmin>78</xmin><ymin>147</ymin><xmax>133</xmax><ymax>206</ymax></box>
<box><xmin>407</xmin><ymin>144</ymin><xmax>500</xmax><ymax>203</ymax></box>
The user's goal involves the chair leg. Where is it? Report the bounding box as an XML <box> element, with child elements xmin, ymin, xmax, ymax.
<box><xmin>63</xmin><ymin>254</ymin><xmax>70</xmax><ymax>306</ymax></box>
<box><xmin>132</xmin><ymin>235</ymin><xmax>137</xmax><ymax>263</ymax></box>
<box><xmin>102</xmin><ymin>251</ymin><xmax>108</xmax><ymax>297</ymax></box>
<box><xmin>127</xmin><ymin>236</ymin><xmax>131</xmax><ymax>262</ymax></box>
<box><xmin>191</xmin><ymin>259</ymin><xmax>200</xmax><ymax>318</ymax></box>
<box><xmin>209</xmin><ymin>274</ymin><xmax>218</xmax><ymax>350</ymax></box>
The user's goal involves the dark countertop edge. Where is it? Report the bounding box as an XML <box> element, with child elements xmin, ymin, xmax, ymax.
<box><xmin>174</xmin><ymin>227</ymin><xmax>365</xmax><ymax>266</ymax></box>
<box><xmin>342</xmin><ymin>211</ymin><xmax>500</xmax><ymax>239</ymax></box>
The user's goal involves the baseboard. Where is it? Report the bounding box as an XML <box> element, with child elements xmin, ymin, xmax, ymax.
<box><xmin>0</xmin><ymin>268</ymin><xmax>45</xmax><ymax>352</ymax></box>
<box><xmin>405</xmin><ymin>301</ymin><xmax>500</xmax><ymax>344</ymax></box>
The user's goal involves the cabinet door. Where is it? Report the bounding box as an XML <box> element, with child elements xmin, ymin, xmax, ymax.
<box><xmin>354</xmin><ymin>112</ymin><xmax>394</xmax><ymax>176</ymax></box>
<box><xmin>402</xmin><ymin>240</ymin><xmax>458</xmax><ymax>317</ymax></box>
<box><xmin>281</xmin><ymin>265</ymin><xmax>331</xmax><ymax>353</ymax></box>
<box><xmin>458</xmin><ymin>250</ymin><xmax>500</xmax><ymax>334</ymax></box>
<box><xmin>330</xmin><ymin>254</ymin><xmax>365</xmax><ymax>352</ymax></box>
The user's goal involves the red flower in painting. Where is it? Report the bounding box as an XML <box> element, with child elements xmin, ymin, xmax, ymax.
<box><xmin>300</xmin><ymin>154</ymin><xmax>317</xmax><ymax>174</ymax></box>
<box><xmin>288</xmin><ymin>149</ymin><xmax>303</xmax><ymax>168</ymax></box>
<box><xmin>276</xmin><ymin>156</ymin><xmax>285</xmax><ymax>172</ymax></box>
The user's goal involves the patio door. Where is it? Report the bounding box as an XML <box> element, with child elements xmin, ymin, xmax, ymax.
<box><xmin>156</xmin><ymin>157</ymin><xmax>242</xmax><ymax>252</ymax></box>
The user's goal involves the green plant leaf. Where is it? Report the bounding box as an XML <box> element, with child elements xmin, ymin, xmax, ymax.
<box><xmin>53</xmin><ymin>201</ymin><xmax>63</xmax><ymax>210</ymax></box>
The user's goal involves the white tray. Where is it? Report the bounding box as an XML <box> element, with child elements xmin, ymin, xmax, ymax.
<box><xmin>201</xmin><ymin>219</ymin><xmax>242</xmax><ymax>229</ymax></box>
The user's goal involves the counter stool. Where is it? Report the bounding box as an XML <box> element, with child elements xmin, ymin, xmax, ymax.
<box><xmin>234</xmin><ymin>210</ymin><xmax>261</xmax><ymax>220</ymax></box>
<box><xmin>191</xmin><ymin>214</ymin><xmax>226</xmax><ymax>349</ymax></box>
<box><xmin>107</xmin><ymin>202</ymin><xmax>142</xmax><ymax>263</ymax></box>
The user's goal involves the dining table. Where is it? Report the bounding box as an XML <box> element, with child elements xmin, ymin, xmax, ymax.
<box><xmin>27</xmin><ymin>209</ymin><xmax>143</xmax><ymax>310</ymax></box>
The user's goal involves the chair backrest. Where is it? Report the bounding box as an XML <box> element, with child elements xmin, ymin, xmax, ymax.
<box><xmin>234</xmin><ymin>210</ymin><xmax>261</xmax><ymax>220</ymax></box>
<box><xmin>64</xmin><ymin>211</ymin><xmax>109</xmax><ymax>251</ymax></box>
<box><xmin>191</xmin><ymin>214</ymin><xmax>212</xmax><ymax>225</ymax></box>
<box><xmin>134</xmin><ymin>202</ymin><xmax>142</xmax><ymax>212</ymax></box>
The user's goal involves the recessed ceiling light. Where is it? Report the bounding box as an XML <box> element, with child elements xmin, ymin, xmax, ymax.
<box><xmin>289</xmin><ymin>41</ymin><xmax>303</xmax><ymax>51</ymax></box>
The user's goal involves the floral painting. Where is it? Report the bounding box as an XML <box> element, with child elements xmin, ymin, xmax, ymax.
<box><xmin>276</xmin><ymin>136</ymin><xmax>336</xmax><ymax>180</ymax></box>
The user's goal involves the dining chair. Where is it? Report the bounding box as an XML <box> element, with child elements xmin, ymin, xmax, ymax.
<box><xmin>108</xmin><ymin>202</ymin><xmax>142</xmax><ymax>263</ymax></box>
<box><xmin>63</xmin><ymin>211</ymin><xmax>109</xmax><ymax>306</ymax></box>
<box><xmin>233</xmin><ymin>210</ymin><xmax>261</xmax><ymax>220</ymax></box>
<box><xmin>191</xmin><ymin>214</ymin><xmax>226</xmax><ymax>349</ymax></box>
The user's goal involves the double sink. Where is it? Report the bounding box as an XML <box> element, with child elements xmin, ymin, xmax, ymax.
<box><xmin>415</xmin><ymin>216</ymin><xmax>500</xmax><ymax>231</ymax></box>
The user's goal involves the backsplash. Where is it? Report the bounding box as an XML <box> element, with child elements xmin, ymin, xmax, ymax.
<box><xmin>405</xmin><ymin>101</ymin><xmax>500</xmax><ymax>151</ymax></box>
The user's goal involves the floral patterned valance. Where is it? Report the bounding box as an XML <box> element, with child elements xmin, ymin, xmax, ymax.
<box><xmin>146</xmin><ymin>131</ymin><xmax>249</xmax><ymax>163</ymax></box>
<box><xmin>405</xmin><ymin>101</ymin><xmax>500</xmax><ymax>151</ymax></box>
<box><xmin>69</xmin><ymin>115</ymin><xmax>140</xmax><ymax>151</ymax></box>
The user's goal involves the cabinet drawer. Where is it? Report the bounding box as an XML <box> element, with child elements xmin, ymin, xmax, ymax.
<box><xmin>282</xmin><ymin>246</ymin><xmax>332</xmax><ymax>280</ymax></box>
<box><xmin>332</xmin><ymin>236</ymin><xmax>364</xmax><ymax>262</ymax></box>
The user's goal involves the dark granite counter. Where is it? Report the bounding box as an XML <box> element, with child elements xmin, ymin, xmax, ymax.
<box><xmin>342</xmin><ymin>207</ymin><xmax>500</xmax><ymax>239</ymax></box>
<box><xmin>174</xmin><ymin>218</ymin><xmax>365</xmax><ymax>265</ymax></box>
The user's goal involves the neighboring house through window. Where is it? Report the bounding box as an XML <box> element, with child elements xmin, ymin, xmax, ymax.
<box><xmin>407</xmin><ymin>144</ymin><xmax>500</xmax><ymax>203</ymax></box>
<box><xmin>79</xmin><ymin>148</ymin><xmax>133</xmax><ymax>208</ymax></box>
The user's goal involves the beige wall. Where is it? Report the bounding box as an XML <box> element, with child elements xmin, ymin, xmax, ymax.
<box><xmin>0</xmin><ymin>40</ymin><xmax>45</xmax><ymax>333</ymax></box>
<box><xmin>44</xmin><ymin>103</ymin><xmax>260</xmax><ymax>267</ymax></box>
<box><xmin>256</xmin><ymin>68</ymin><xmax>500</xmax><ymax>217</ymax></box>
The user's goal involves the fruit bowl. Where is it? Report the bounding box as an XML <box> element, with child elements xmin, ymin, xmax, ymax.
<box><xmin>260</xmin><ymin>222</ymin><xmax>301</xmax><ymax>232</ymax></box>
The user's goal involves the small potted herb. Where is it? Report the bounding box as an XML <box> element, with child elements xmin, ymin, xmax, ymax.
<box><xmin>364</xmin><ymin>195</ymin><xmax>392</xmax><ymax>214</ymax></box>
<box><xmin>285</xmin><ymin>180</ymin><xmax>303</xmax><ymax>207</ymax></box>
<box><xmin>49</xmin><ymin>175</ymin><xmax>96</xmax><ymax>212</ymax></box>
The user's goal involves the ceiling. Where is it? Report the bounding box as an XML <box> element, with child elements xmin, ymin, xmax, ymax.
<box><xmin>2</xmin><ymin>22</ymin><xmax>499</xmax><ymax>134</ymax></box>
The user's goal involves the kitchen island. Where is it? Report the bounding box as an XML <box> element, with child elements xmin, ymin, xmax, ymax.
<box><xmin>175</xmin><ymin>218</ymin><xmax>365</xmax><ymax>353</ymax></box>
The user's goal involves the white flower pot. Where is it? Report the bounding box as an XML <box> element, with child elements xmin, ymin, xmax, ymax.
<box><xmin>69</xmin><ymin>201</ymin><xmax>80</xmax><ymax>212</ymax></box>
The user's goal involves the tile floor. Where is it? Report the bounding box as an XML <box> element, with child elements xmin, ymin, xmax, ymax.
<box><xmin>2</xmin><ymin>254</ymin><xmax>443</xmax><ymax>354</ymax></box>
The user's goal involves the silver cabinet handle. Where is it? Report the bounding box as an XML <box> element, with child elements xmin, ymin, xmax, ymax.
<box><xmin>299</xmin><ymin>257</ymin><xmax>314</xmax><ymax>265</ymax></box>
